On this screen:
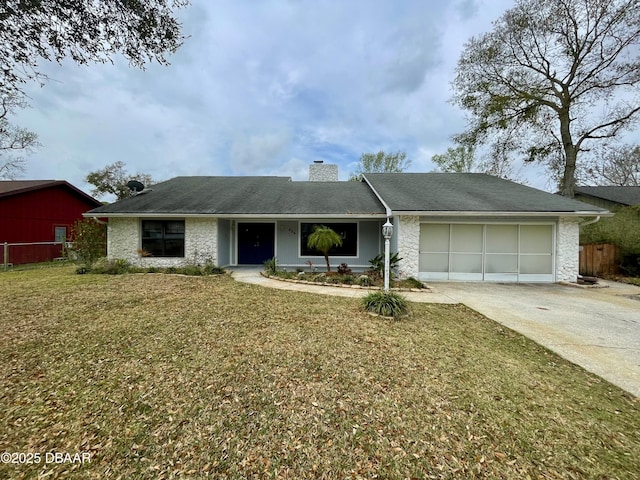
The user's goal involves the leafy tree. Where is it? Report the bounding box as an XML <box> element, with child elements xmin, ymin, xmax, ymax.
<box><xmin>349</xmin><ymin>150</ymin><xmax>411</xmax><ymax>181</ymax></box>
<box><xmin>69</xmin><ymin>218</ymin><xmax>107</xmax><ymax>269</ymax></box>
<box><xmin>431</xmin><ymin>144</ymin><xmax>525</xmax><ymax>182</ymax></box>
<box><xmin>86</xmin><ymin>161</ymin><xmax>155</xmax><ymax>201</ymax></box>
<box><xmin>432</xmin><ymin>146</ymin><xmax>476</xmax><ymax>173</ymax></box>
<box><xmin>452</xmin><ymin>0</ymin><xmax>640</xmax><ymax>197</ymax></box>
<box><xmin>0</xmin><ymin>0</ymin><xmax>188</xmax><ymax>98</ymax></box>
<box><xmin>0</xmin><ymin>94</ymin><xmax>39</xmax><ymax>179</ymax></box>
<box><xmin>587</xmin><ymin>144</ymin><xmax>640</xmax><ymax>186</ymax></box>
<box><xmin>306</xmin><ymin>225</ymin><xmax>343</xmax><ymax>272</ymax></box>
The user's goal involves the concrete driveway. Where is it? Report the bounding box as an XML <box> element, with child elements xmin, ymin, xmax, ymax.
<box><xmin>430</xmin><ymin>280</ymin><xmax>640</xmax><ymax>397</ymax></box>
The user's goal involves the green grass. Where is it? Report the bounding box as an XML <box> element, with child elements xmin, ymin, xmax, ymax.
<box><xmin>0</xmin><ymin>265</ymin><xmax>638</xmax><ymax>479</ymax></box>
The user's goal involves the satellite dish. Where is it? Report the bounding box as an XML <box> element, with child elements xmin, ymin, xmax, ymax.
<box><xmin>126</xmin><ymin>180</ymin><xmax>145</xmax><ymax>193</ymax></box>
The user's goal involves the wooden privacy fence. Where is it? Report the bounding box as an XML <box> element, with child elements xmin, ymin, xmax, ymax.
<box><xmin>579</xmin><ymin>243</ymin><xmax>619</xmax><ymax>277</ymax></box>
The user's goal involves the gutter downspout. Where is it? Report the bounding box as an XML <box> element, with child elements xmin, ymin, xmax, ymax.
<box><xmin>579</xmin><ymin>216</ymin><xmax>601</xmax><ymax>227</ymax></box>
<box><xmin>361</xmin><ymin>175</ymin><xmax>395</xmax><ymax>257</ymax></box>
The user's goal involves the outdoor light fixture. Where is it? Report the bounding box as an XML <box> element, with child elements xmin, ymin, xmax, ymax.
<box><xmin>382</xmin><ymin>220</ymin><xmax>393</xmax><ymax>291</ymax></box>
<box><xmin>382</xmin><ymin>220</ymin><xmax>393</xmax><ymax>240</ymax></box>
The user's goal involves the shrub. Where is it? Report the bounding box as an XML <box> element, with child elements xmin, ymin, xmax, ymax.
<box><xmin>180</xmin><ymin>264</ymin><xmax>203</xmax><ymax>276</ymax></box>
<box><xmin>401</xmin><ymin>277</ymin><xmax>425</xmax><ymax>289</ymax></box>
<box><xmin>362</xmin><ymin>291</ymin><xmax>408</xmax><ymax>318</ymax></box>
<box><xmin>581</xmin><ymin>206</ymin><xmax>640</xmax><ymax>255</ymax></box>
<box><xmin>621</xmin><ymin>254</ymin><xmax>640</xmax><ymax>277</ymax></box>
<box><xmin>203</xmin><ymin>264</ymin><xmax>225</xmax><ymax>275</ymax></box>
<box><xmin>337</xmin><ymin>263</ymin><xmax>352</xmax><ymax>275</ymax></box>
<box><xmin>368</xmin><ymin>252</ymin><xmax>402</xmax><ymax>276</ymax></box>
<box><xmin>263</xmin><ymin>257</ymin><xmax>278</xmax><ymax>275</ymax></box>
<box><xmin>357</xmin><ymin>274</ymin><xmax>372</xmax><ymax>287</ymax></box>
<box><xmin>311</xmin><ymin>273</ymin><xmax>326</xmax><ymax>283</ymax></box>
<box><xmin>90</xmin><ymin>258</ymin><xmax>131</xmax><ymax>275</ymax></box>
<box><xmin>365</xmin><ymin>268</ymin><xmax>382</xmax><ymax>283</ymax></box>
<box><xmin>69</xmin><ymin>218</ymin><xmax>107</xmax><ymax>268</ymax></box>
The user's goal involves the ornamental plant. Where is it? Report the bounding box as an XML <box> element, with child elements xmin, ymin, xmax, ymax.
<box><xmin>307</xmin><ymin>225</ymin><xmax>343</xmax><ymax>272</ymax></box>
<box><xmin>362</xmin><ymin>291</ymin><xmax>409</xmax><ymax>318</ymax></box>
<box><xmin>69</xmin><ymin>218</ymin><xmax>107</xmax><ymax>269</ymax></box>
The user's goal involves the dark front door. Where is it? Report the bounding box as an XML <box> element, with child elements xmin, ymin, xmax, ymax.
<box><xmin>238</xmin><ymin>223</ymin><xmax>275</xmax><ymax>264</ymax></box>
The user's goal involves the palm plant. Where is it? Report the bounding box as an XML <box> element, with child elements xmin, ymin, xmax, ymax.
<box><xmin>307</xmin><ymin>225</ymin><xmax>343</xmax><ymax>272</ymax></box>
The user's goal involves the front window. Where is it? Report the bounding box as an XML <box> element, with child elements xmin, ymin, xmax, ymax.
<box><xmin>300</xmin><ymin>222</ymin><xmax>357</xmax><ymax>257</ymax></box>
<box><xmin>141</xmin><ymin>220</ymin><xmax>185</xmax><ymax>257</ymax></box>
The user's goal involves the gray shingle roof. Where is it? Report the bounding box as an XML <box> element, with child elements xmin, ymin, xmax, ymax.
<box><xmin>364</xmin><ymin>173</ymin><xmax>607</xmax><ymax>213</ymax></box>
<box><xmin>575</xmin><ymin>186</ymin><xmax>640</xmax><ymax>206</ymax></box>
<box><xmin>87</xmin><ymin>173</ymin><xmax>608</xmax><ymax>218</ymax></box>
<box><xmin>88</xmin><ymin>176</ymin><xmax>387</xmax><ymax>216</ymax></box>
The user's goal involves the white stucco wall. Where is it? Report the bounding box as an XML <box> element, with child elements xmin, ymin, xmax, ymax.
<box><xmin>107</xmin><ymin>217</ymin><xmax>138</xmax><ymax>263</ymax></box>
<box><xmin>556</xmin><ymin>216</ymin><xmax>580</xmax><ymax>283</ymax></box>
<box><xmin>185</xmin><ymin>218</ymin><xmax>217</xmax><ymax>266</ymax></box>
<box><xmin>395</xmin><ymin>215</ymin><xmax>420</xmax><ymax>279</ymax></box>
<box><xmin>107</xmin><ymin>217</ymin><xmax>218</xmax><ymax>267</ymax></box>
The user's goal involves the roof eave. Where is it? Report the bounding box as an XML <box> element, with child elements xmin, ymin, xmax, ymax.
<box><xmin>389</xmin><ymin>210</ymin><xmax>612</xmax><ymax>217</ymax></box>
<box><xmin>84</xmin><ymin>212</ymin><xmax>388</xmax><ymax>219</ymax></box>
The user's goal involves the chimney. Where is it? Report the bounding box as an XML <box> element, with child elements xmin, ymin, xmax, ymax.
<box><xmin>309</xmin><ymin>160</ymin><xmax>339</xmax><ymax>181</ymax></box>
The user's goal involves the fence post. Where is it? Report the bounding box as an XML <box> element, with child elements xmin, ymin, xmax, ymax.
<box><xmin>3</xmin><ymin>242</ymin><xmax>7</xmax><ymax>271</ymax></box>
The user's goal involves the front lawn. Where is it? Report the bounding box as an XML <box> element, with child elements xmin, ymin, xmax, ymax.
<box><xmin>0</xmin><ymin>266</ymin><xmax>638</xmax><ymax>479</ymax></box>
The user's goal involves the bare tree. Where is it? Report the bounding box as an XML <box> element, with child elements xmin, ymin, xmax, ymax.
<box><xmin>0</xmin><ymin>95</ymin><xmax>39</xmax><ymax>179</ymax></box>
<box><xmin>452</xmin><ymin>0</ymin><xmax>640</xmax><ymax>197</ymax></box>
<box><xmin>587</xmin><ymin>144</ymin><xmax>640</xmax><ymax>186</ymax></box>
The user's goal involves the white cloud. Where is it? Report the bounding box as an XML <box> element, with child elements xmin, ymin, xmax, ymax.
<box><xmin>12</xmin><ymin>0</ymin><xmax>570</xmax><ymax>197</ymax></box>
<box><xmin>229</xmin><ymin>131</ymin><xmax>291</xmax><ymax>175</ymax></box>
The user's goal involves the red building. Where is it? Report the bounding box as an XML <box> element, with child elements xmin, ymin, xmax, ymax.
<box><xmin>0</xmin><ymin>180</ymin><xmax>102</xmax><ymax>266</ymax></box>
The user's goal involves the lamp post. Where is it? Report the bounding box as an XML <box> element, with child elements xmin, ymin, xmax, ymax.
<box><xmin>382</xmin><ymin>220</ymin><xmax>393</xmax><ymax>291</ymax></box>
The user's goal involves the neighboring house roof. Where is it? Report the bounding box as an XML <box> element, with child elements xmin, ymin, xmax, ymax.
<box><xmin>574</xmin><ymin>186</ymin><xmax>640</xmax><ymax>206</ymax></box>
<box><xmin>0</xmin><ymin>180</ymin><xmax>102</xmax><ymax>207</ymax></box>
<box><xmin>87</xmin><ymin>176</ymin><xmax>387</xmax><ymax>217</ymax></box>
<box><xmin>363</xmin><ymin>173</ymin><xmax>607</xmax><ymax>215</ymax></box>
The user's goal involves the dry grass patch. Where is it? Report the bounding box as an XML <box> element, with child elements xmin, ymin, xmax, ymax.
<box><xmin>0</xmin><ymin>265</ymin><xmax>638</xmax><ymax>479</ymax></box>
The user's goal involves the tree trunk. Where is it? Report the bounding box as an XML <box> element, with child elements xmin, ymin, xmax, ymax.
<box><xmin>559</xmin><ymin>109</ymin><xmax>577</xmax><ymax>198</ymax></box>
<box><xmin>324</xmin><ymin>254</ymin><xmax>331</xmax><ymax>272</ymax></box>
<box><xmin>561</xmin><ymin>147</ymin><xmax>577</xmax><ymax>198</ymax></box>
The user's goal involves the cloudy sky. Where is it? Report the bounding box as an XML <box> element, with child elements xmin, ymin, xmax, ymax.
<box><xmin>15</xmin><ymin>0</ymin><xmax>529</xmax><ymax>199</ymax></box>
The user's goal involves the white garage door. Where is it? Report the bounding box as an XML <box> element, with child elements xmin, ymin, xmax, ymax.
<box><xmin>419</xmin><ymin>223</ymin><xmax>554</xmax><ymax>282</ymax></box>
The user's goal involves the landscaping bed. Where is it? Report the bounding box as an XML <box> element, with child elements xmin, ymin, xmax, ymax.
<box><xmin>261</xmin><ymin>271</ymin><xmax>431</xmax><ymax>292</ymax></box>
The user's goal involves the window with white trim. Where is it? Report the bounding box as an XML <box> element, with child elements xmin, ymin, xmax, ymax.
<box><xmin>300</xmin><ymin>222</ymin><xmax>357</xmax><ymax>256</ymax></box>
